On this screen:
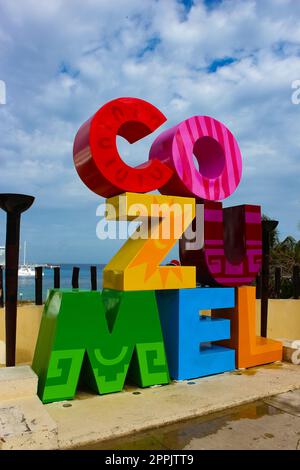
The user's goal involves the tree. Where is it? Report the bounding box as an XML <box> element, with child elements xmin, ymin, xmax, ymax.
<box><xmin>262</xmin><ymin>215</ymin><xmax>300</xmax><ymax>298</ymax></box>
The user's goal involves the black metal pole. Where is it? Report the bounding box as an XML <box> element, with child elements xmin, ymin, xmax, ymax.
<box><xmin>35</xmin><ymin>266</ymin><xmax>43</xmax><ymax>305</ymax></box>
<box><xmin>0</xmin><ymin>266</ymin><xmax>4</xmax><ymax>308</ymax></box>
<box><xmin>72</xmin><ymin>266</ymin><xmax>80</xmax><ymax>289</ymax></box>
<box><xmin>54</xmin><ymin>266</ymin><xmax>60</xmax><ymax>289</ymax></box>
<box><xmin>261</xmin><ymin>220</ymin><xmax>278</xmax><ymax>338</ymax></box>
<box><xmin>292</xmin><ymin>265</ymin><xmax>300</xmax><ymax>299</ymax></box>
<box><xmin>275</xmin><ymin>267</ymin><xmax>281</xmax><ymax>299</ymax></box>
<box><xmin>5</xmin><ymin>212</ymin><xmax>20</xmax><ymax>366</ymax></box>
<box><xmin>0</xmin><ymin>194</ymin><xmax>34</xmax><ymax>367</ymax></box>
<box><xmin>90</xmin><ymin>265</ymin><xmax>97</xmax><ymax>291</ymax></box>
<box><xmin>256</xmin><ymin>274</ymin><xmax>262</xmax><ymax>299</ymax></box>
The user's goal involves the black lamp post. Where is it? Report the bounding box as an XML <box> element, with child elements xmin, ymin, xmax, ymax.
<box><xmin>261</xmin><ymin>219</ymin><xmax>278</xmax><ymax>338</ymax></box>
<box><xmin>0</xmin><ymin>194</ymin><xmax>34</xmax><ymax>366</ymax></box>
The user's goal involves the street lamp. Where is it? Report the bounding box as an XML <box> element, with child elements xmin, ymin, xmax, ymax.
<box><xmin>0</xmin><ymin>193</ymin><xmax>35</xmax><ymax>366</ymax></box>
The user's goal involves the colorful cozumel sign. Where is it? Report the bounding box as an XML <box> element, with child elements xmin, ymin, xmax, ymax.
<box><xmin>32</xmin><ymin>97</ymin><xmax>282</xmax><ymax>403</ymax></box>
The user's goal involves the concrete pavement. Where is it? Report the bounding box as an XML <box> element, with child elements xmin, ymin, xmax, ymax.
<box><xmin>0</xmin><ymin>366</ymin><xmax>57</xmax><ymax>450</ymax></box>
<box><xmin>1</xmin><ymin>363</ymin><xmax>300</xmax><ymax>449</ymax></box>
<box><xmin>78</xmin><ymin>391</ymin><xmax>300</xmax><ymax>450</ymax></box>
<box><xmin>45</xmin><ymin>362</ymin><xmax>300</xmax><ymax>449</ymax></box>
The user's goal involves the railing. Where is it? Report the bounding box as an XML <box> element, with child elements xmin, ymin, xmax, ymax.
<box><xmin>0</xmin><ymin>265</ymin><xmax>100</xmax><ymax>306</ymax></box>
<box><xmin>33</xmin><ymin>265</ymin><xmax>99</xmax><ymax>305</ymax></box>
<box><xmin>1</xmin><ymin>261</ymin><xmax>298</xmax><ymax>305</ymax></box>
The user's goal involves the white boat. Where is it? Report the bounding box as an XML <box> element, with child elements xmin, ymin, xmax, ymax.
<box><xmin>0</xmin><ymin>246</ymin><xmax>4</xmax><ymax>267</ymax></box>
<box><xmin>18</xmin><ymin>265</ymin><xmax>35</xmax><ymax>277</ymax></box>
<box><xmin>18</xmin><ymin>242</ymin><xmax>36</xmax><ymax>277</ymax></box>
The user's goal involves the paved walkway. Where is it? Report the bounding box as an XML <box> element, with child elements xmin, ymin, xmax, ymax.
<box><xmin>78</xmin><ymin>389</ymin><xmax>300</xmax><ymax>450</ymax></box>
<box><xmin>46</xmin><ymin>362</ymin><xmax>300</xmax><ymax>449</ymax></box>
<box><xmin>1</xmin><ymin>364</ymin><xmax>300</xmax><ymax>449</ymax></box>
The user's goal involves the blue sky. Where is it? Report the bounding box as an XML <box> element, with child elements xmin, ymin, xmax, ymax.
<box><xmin>0</xmin><ymin>0</ymin><xmax>300</xmax><ymax>263</ymax></box>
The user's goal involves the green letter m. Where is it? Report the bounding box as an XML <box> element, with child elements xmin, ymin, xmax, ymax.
<box><xmin>32</xmin><ymin>289</ymin><xmax>169</xmax><ymax>403</ymax></box>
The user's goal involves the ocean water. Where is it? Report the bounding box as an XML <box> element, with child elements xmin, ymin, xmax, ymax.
<box><xmin>16</xmin><ymin>264</ymin><xmax>105</xmax><ymax>302</ymax></box>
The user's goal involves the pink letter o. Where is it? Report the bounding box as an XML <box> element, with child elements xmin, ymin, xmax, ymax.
<box><xmin>149</xmin><ymin>116</ymin><xmax>242</xmax><ymax>201</ymax></box>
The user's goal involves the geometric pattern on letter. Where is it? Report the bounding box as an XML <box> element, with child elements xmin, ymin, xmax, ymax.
<box><xmin>180</xmin><ymin>201</ymin><xmax>262</xmax><ymax>287</ymax></box>
<box><xmin>149</xmin><ymin>115</ymin><xmax>242</xmax><ymax>201</ymax></box>
<box><xmin>103</xmin><ymin>192</ymin><xmax>196</xmax><ymax>291</ymax></box>
<box><xmin>32</xmin><ymin>289</ymin><xmax>169</xmax><ymax>403</ymax></box>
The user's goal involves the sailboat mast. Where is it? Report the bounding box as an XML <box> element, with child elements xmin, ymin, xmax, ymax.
<box><xmin>23</xmin><ymin>241</ymin><xmax>26</xmax><ymax>266</ymax></box>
